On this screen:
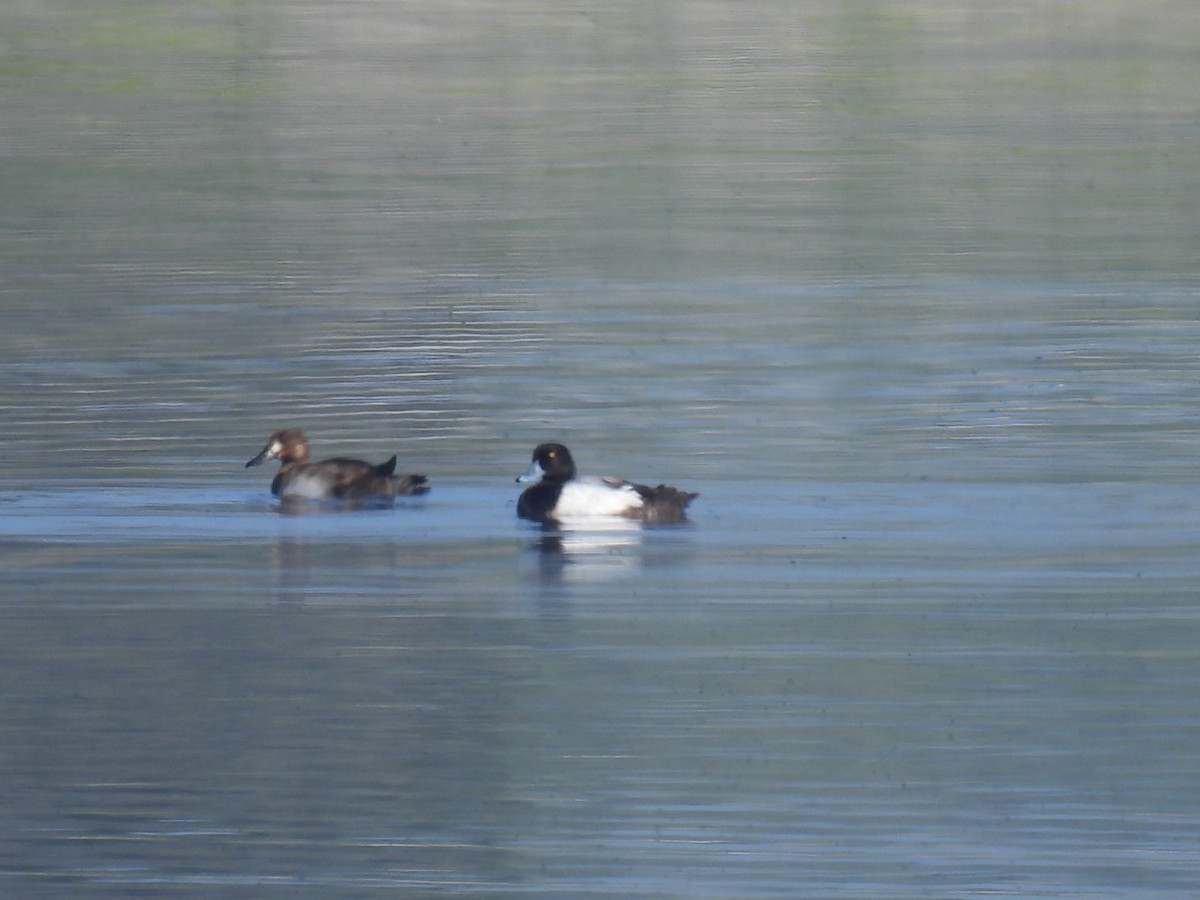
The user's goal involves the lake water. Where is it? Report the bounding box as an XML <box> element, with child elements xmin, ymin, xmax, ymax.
<box><xmin>2</xmin><ymin>1</ymin><xmax>1199</xmax><ymax>896</ymax></box>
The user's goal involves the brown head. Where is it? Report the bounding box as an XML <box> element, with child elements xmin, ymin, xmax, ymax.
<box><xmin>245</xmin><ymin>428</ymin><xmax>309</xmax><ymax>468</ymax></box>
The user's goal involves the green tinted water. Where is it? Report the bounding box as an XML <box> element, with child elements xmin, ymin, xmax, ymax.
<box><xmin>2</xmin><ymin>1</ymin><xmax>1198</xmax><ymax>896</ymax></box>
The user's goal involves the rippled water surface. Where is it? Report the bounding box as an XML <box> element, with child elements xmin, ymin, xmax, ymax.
<box><xmin>3</xmin><ymin>1</ymin><xmax>1199</xmax><ymax>896</ymax></box>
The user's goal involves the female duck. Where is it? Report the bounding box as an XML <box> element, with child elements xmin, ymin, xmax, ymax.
<box><xmin>246</xmin><ymin>428</ymin><xmax>428</xmax><ymax>501</ymax></box>
<box><xmin>516</xmin><ymin>442</ymin><xmax>696</xmax><ymax>526</ymax></box>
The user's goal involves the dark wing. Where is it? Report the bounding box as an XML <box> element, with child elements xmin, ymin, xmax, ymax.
<box><xmin>629</xmin><ymin>482</ymin><xmax>697</xmax><ymax>524</ymax></box>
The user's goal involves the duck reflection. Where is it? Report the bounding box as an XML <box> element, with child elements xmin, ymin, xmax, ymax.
<box><xmin>268</xmin><ymin>536</ymin><xmax>310</xmax><ymax>600</ymax></box>
<box><xmin>525</xmin><ymin>518</ymin><xmax>695</xmax><ymax>589</ymax></box>
<box><xmin>274</xmin><ymin>495</ymin><xmax>409</xmax><ymax>516</ymax></box>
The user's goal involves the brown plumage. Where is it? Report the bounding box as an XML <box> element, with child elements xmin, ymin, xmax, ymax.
<box><xmin>245</xmin><ymin>428</ymin><xmax>428</xmax><ymax>501</ymax></box>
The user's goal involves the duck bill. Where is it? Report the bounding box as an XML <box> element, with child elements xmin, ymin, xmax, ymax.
<box><xmin>245</xmin><ymin>445</ymin><xmax>273</xmax><ymax>468</ymax></box>
<box><xmin>516</xmin><ymin>459</ymin><xmax>544</xmax><ymax>484</ymax></box>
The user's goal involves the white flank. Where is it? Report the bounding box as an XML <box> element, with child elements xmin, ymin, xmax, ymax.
<box><xmin>280</xmin><ymin>472</ymin><xmax>333</xmax><ymax>500</ymax></box>
<box><xmin>553</xmin><ymin>477</ymin><xmax>643</xmax><ymax>519</ymax></box>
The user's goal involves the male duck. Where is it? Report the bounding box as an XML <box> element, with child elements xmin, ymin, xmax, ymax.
<box><xmin>516</xmin><ymin>442</ymin><xmax>696</xmax><ymax>526</ymax></box>
<box><xmin>246</xmin><ymin>428</ymin><xmax>429</xmax><ymax>501</ymax></box>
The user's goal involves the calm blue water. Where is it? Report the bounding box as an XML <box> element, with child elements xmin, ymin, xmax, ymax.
<box><xmin>2</xmin><ymin>1</ymin><xmax>1199</xmax><ymax>896</ymax></box>
<box><xmin>3</xmin><ymin>470</ymin><xmax>1198</xmax><ymax>896</ymax></box>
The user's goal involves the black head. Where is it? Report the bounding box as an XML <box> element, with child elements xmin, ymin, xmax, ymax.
<box><xmin>517</xmin><ymin>442</ymin><xmax>576</xmax><ymax>485</ymax></box>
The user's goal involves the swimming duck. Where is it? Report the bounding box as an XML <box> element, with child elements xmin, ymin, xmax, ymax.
<box><xmin>516</xmin><ymin>442</ymin><xmax>696</xmax><ymax>525</ymax></box>
<box><xmin>245</xmin><ymin>428</ymin><xmax>428</xmax><ymax>501</ymax></box>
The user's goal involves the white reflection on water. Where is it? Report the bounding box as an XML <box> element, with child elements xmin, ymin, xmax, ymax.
<box><xmin>3</xmin><ymin>0</ymin><xmax>1200</xmax><ymax>893</ymax></box>
<box><xmin>524</xmin><ymin>519</ymin><xmax>656</xmax><ymax>585</ymax></box>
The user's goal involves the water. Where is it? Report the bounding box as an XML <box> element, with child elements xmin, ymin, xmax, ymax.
<box><xmin>2</xmin><ymin>1</ymin><xmax>1199</xmax><ymax>896</ymax></box>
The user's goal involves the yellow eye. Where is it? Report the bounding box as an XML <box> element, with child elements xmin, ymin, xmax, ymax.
<box><xmin>547</xmin><ymin>450</ymin><xmax>556</xmax><ymax>459</ymax></box>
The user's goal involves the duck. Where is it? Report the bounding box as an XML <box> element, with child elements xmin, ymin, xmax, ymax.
<box><xmin>245</xmin><ymin>428</ymin><xmax>428</xmax><ymax>501</ymax></box>
<box><xmin>516</xmin><ymin>442</ymin><xmax>696</xmax><ymax>526</ymax></box>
